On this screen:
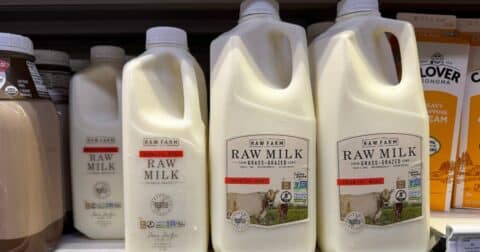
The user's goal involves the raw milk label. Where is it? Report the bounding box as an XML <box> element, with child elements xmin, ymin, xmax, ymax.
<box><xmin>226</xmin><ymin>135</ymin><xmax>309</xmax><ymax>230</ymax></box>
<box><xmin>137</xmin><ymin>137</ymin><xmax>186</xmax><ymax>250</ymax></box>
<box><xmin>337</xmin><ymin>133</ymin><xmax>423</xmax><ymax>231</ymax></box>
<box><xmin>83</xmin><ymin>136</ymin><xmax>122</xmax><ymax>227</ymax></box>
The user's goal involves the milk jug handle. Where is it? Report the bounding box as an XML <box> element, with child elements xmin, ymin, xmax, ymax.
<box><xmin>180</xmin><ymin>60</ymin><xmax>202</xmax><ymax>123</ymax></box>
<box><xmin>376</xmin><ymin>21</ymin><xmax>422</xmax><ymax>89</ymax></box>
<box><xmin>285</xmin><ymin>29</ymin><xmax>310</xmax><ymax>92</ymax></box>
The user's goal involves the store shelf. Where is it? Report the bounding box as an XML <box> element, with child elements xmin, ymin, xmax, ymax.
<box><xmin>55</xmin><ymin>210</ymin><xmax>480</xmax><ymax>252</ymax></box>
<box><xmin>430</xmin><ymin>209</ymin><xmax>480</xmax><ymax>252</ymax></box>
<box><xmin>431</xmin><ymin>209</ymin><xmax>480</xmax><ymax>237</ymax></box>
<box><xmin>55</xmin><ymin>234</ymin><xmax>124</xmax><ymax>252</ymax></box>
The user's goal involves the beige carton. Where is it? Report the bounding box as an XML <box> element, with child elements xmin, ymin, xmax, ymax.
<box><xmin>454</xmin><ymin>19</ymin><xmax>480</xmax><ymax>209</ymax></box>
<box><xmin>398</xmin><ymin>13</ymin><xmax>470</xmax><ymax>211</ymax></box>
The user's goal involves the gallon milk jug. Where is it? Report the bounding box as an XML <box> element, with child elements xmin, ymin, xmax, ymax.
<box><xmin>122</xmin><ymin>27</ymin><xmax>208</xmax><ymax>252</ymax></box>
<box><xmin>210</xmin><ymin>0</ymin><xmax>316</xmax><ymax>251</ymax></box>
<box><xmin>310</xmin><ymin>0</ymin><xmax>430</xmax><ymax>251</ymax></box>
<box><xmin>0</xmin><ymin>33</ymin><xmax>64</xmax><ymax>252</ymax></box>
<box><xmin>70</xmin><ymin>45</ymin><xmax>125</xmax><ymax>239</ymax></box>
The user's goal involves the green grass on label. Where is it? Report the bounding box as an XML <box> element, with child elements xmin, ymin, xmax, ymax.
<box><xmin>364</xmin><ymin>204</ymin><xmax>422</xmax><ymax>226</ymax></box>
<box><xmin>250</xmin><ymin>207</ymin><xmax>308</xmax><ymax>226</ymax></box>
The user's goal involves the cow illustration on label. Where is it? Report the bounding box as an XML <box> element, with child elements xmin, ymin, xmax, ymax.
<box><xmin>226</xmin><ymin>135</ymin><xmax>309</xmax><ymax>229</ymax></box>
<box><xmin>337</xmin><ymin>133</ymin><xmax>423</xmax><ymax>229</ymax></box>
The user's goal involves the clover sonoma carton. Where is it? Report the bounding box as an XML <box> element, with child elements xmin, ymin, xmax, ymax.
<box><xmin>0</xmin><ymin>33</ymin><xmax>64</xmax><ymax>252</ymax></box>
<box><xmin>70</xmin><ymin>45</ymin><xmax>125</xmax><ymax>239</ymax></box>
<box><xmin>312</xmin><ymin>1</ymin><xmax>429</xmax><ymax>251</ymax></box>
<box><xmin>454</xmin><ymin>19</ymin><xmax>480</xmax><ymax>209</ymax></box>
<box><xmin>210</xmin><ymin>0</ymin><xmax>316</xmax><ymax>251</ymax></box>
<box><xmin>398</xmin><ymin>13</ymin><xmax>470</xmax><ymax>211</ymax></box>
<box><xmin>122</xmin><ymin>27</ymin><xmax>208</xmax><ymax>252</ymax></box>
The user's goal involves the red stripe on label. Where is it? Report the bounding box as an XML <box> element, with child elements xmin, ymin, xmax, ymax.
<box><xmin>337</xmin><ymin>177</ymin><xmax>384</xmax><ymax>186</ymax></box>
<box><xmin>83</xmin><ymin>147</ymin><xmax>119</xmax><ymax>153</ymax></box>
<box><xmin>225</xmin><ymin>177</ymin><xmax>270</xmax><ymax>185</ymax></box>
<box><xmin>139</xmin><ymin>150</ymin><xmax>183</xmax><ymax>158</ymax></box>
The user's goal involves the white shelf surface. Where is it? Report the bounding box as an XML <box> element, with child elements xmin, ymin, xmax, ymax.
<box><xmin>55</xmin><ymin>234</ymin><xmax>124</xmax><ymax>252</ymax></box>
<box><xmin>55</xmin><ymin>210</ymin><xmax>480</xmax><ymax>251</ymax></box>
<box><xmin>431</xmin><ymin>208</ymin><xmax>480</xmax><ymax>237</ymax></box>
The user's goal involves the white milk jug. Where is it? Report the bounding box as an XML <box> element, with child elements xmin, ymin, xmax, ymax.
<box><xmin>210</xmin><ymin>0</ymin><xmax>316</xmax><ymax>251</ymax></box>
<box><xmin>122</xmin><ymin>27</ymin><xmax>208</xmax><ymax>252</ymax></box>
<box><xmin>310</xmin><ymin>0</ymin><xmax>430</xmax><ymax>251</ymax></box>
<box><xmin>70</xmin><ymin>45</ymin><xmax>125</xmax><ymax>239</ymax></box>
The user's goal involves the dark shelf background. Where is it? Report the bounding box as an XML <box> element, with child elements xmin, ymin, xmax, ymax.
<box><xmin>1</xmin><ymin>0</ymin><xmax>479</xmax><ymax>73</ymax></box>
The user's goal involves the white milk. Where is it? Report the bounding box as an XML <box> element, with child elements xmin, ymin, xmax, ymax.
<box><xmin>70</xmin><ymin>45</ymin><xmax>125</xmax><ymax>239</ymax></box>
<box><xmin>122</xmin><ymin>27</ymin><xmax>208</xmax><ymax>252</ymax></box>
<box><xmin>311</xmin><ymin>0</ymin><xmax>430</xmax><ymax>251</ymax></box>
<box><xmin>397</xmin><ymin>13</ymin><xmax>470</xmax><ymax>212</ymax></box>
<box><xmin>454</xmin><ymin>19</ymin><xmax>480</xmax><ymax>209</ymax></box>
<box><xmin>210</xmin><ymin>0</ymin><xmax>316</xmax><ymax>251</ymax></box>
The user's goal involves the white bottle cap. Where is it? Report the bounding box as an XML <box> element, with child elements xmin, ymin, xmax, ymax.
<box><xmin>240</xmin><ymin>0</ymin><xmax>279</xmax><ymax>18</ymax></box>
<box><xmin>35</xmin><ymin>49</ymin><xmax>70</xmax><ymax>67</ymax></box>
<box><xmin>0</xmin><ymin>33</ymin><xmax>34</xmax><ymax>56</ymax></box>
<box><xmin>90</xmin><ymin>45</ymin><xmax>125</xmax><ymax>63</ymax></box>
<box><xmin>146</xmin><ymin>27</ymin><xmax>188</xmax><ymax>50</ymax></box>
<box><xmin>337</xmin><ymin>0</ymin><xmax>379</xmax><ymax>17</ymax></box>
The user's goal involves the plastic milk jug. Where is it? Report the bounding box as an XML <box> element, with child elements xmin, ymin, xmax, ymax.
<box><xmin>310</xmin><ymin>0</ymin><xmax>430</xmax><ymax>251</ymax></box>
<box><xmin>210</xmin><ymin>0</ymin><xmax>317</xmax><ymax>251</ymax></box>
<box><xmin>70</xmin><ymin>45</ymin><xmax>125</xmax><ymax>239</ymax></box>
<box><xmin>122</xmin><ymin>27</ymin><xmax>208</xmax><ymax>252</ymax></box>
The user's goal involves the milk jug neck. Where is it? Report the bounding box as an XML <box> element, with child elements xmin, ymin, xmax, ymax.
<box><xmin>238</xmin><ymin>0</ymin><xmax>280</xmax><ymax>23</ymax></box>
<box><xmin>146</xmin><ymin>44</ymin><xmax>188</xmax><ymax>52</ymax></box>
<box><xmin>239</xmin><ymin>13</ymin><xmax>280</xmax><ymax>23</ymax></box>
<box><xmin>91</xmin><ymin>58</ymin><xmax>124</xmax><ymax>69</ymax></box>
<box><xmin>336</xmin><ymin>10</ymin><xmax>380</xmax><ymax>22</ymax></box>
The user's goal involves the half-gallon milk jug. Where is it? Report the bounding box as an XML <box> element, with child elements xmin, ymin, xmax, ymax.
<box><xmin>210</xmin><ymin>0</ymin><xmax>316</xmax><ymax>251</ymax></box>
<box><xmin>310</xmin><ymin>0</ymin><xmax>430</xmax><ymax>251</ymax></box>
<box><xmin>123</xmin><ymin>27</ymin><xmax>208</xmax><ymax>252</ymax></box>
<box><xmin>35</xmin><ymin>49</ymin><xmax>74</xmax><ymax>232</ymax></box>
<box><xmin>0</xmin><ymin>33</ymin><xmax>64</xmax><ymax>252</ymax></box>
<box><xmin>70</xmin><ymin>45</ymin><xmax>125</xmax><ymax>239</ymax></box>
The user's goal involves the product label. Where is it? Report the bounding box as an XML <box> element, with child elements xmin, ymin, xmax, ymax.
<box><xmin>82</xmin><ymin>136</ymin><xmax>122</xmax><ymax>227</ymax></box>
<box><xmin>136</xmin><ymin>137</ymin><xmax>186</xmax><ymax>250</ymax></box>
<box><xmin>425</xmin><ymin>91</ymin><xmax>457</xmax><ymax>210</ymax></box>
<box><xmin>337</xmin><ymin>133</ymin><xmax>423</xmax><ymax>231</ymax></box>
<box><xmin>26</xmin><ymin>61</ymin><xmax>49</xmax><ymax>98</ymax></box>
<box><xmin>38</xmin><ymin>69</ymin><xmax>71</xmax><ymax>104</ymax></box>
<box><xmin>0</xmin><ymin>58</ymin><xmax>50</xmax><ymax>99</ymax></box>
<box><xmin>225</xmin><ymin>135</ymin><xmax>309</xmax><ymax>231</ymax></box>
<box><xmin>458</xmin><ymin>237</ymin><xmax>480</xmax><ymax>252</ymax></box>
